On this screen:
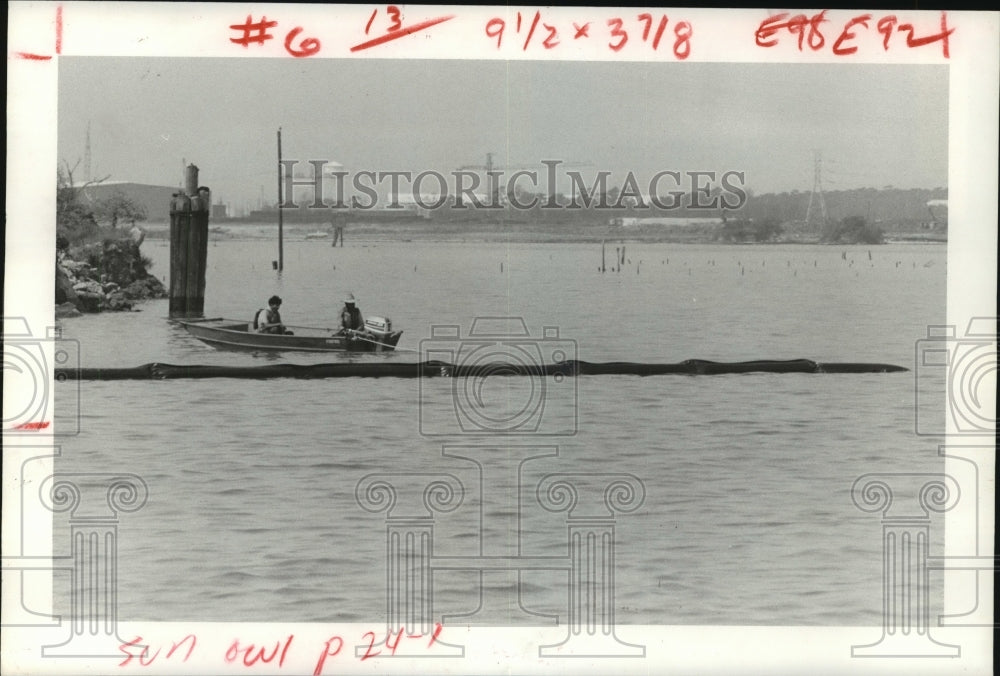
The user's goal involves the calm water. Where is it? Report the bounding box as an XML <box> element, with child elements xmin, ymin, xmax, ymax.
<box><xmin>53</xmin><ymin>236</ymin><xmax>947</xmax><ymax>625</ymax></box>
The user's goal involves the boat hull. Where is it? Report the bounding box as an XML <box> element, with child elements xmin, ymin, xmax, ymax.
<box><xmin>176</xmin><ymin>319</ymin><xmax>402</xmax><ymax>352</ymax></box>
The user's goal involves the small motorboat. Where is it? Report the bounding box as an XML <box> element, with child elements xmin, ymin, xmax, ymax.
<box><xmin>175</xmin><ymin>315</ymin><xmax>403</xmax><ymax>352</ymax></box>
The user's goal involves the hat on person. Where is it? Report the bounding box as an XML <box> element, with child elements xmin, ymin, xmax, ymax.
<box><xmin>268</xmin><ymin>295</ymin><xmax>282</xmax><ymax>305</ymax></box>
<box><xmin>344</xmin><ymin>293</ymin><xmax>357</xmax><ymax>304</ymax></box>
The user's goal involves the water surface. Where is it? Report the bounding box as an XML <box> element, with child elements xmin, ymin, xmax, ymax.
<box><xmin>54</xmin><ymin>238</ymin><xmax>947</xmax><ymax>625</ymax></box>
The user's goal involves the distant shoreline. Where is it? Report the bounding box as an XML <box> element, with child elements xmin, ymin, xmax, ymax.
<box><xmin>140</xmin><ymin>220</ymin><xmax>946</xmax><ymax>246</ymax></box>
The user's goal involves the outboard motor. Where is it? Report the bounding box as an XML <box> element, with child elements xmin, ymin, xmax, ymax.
<box><xmin>364</xmin><ymin>316</ymin><xmax>393</xmax><ymax>340</ymax></box>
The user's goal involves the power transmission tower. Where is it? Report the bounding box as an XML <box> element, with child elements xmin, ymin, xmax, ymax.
<box><xmin>805</xmin><ymin>150</ymin><xmax>828</xmax><ymax>229</ymax></box>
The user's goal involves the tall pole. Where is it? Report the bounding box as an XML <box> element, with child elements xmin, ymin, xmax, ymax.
<box><xmin>277</xmin><ymin>127</ymin><xmax>284</xmax><ymax>272</ymax></box>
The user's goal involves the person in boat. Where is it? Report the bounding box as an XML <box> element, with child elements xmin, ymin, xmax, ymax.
<box><xmin>255</xmin><ymin>295</ymin><xmax>293</xmax><ymax>335</ymax></box>
<box><xmin>339</xmin><ymin>293</ymin><xmax>365</xmax><ymax>333</ymax></box>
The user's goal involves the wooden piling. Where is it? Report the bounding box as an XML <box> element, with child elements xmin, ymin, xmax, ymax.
<box><xmin>185</xmin><ymin>199</ymin><xmax>201</xmax><ymax>305</ymax></box>
<box><xmin>184</xmin><ymin>167</ymin><xmax>198</xmax><ymax>196</ymax></box>
<box><xmin>168</xmin><ymin>193</ymin><xmax>184</xmax><ymax>307</ymax></box>
<box><xmin>168</xmin><ymin>164</ymin><xmax>209</xmax><ymax>318</ymax></box>
<box><xmin>601</xmin><ymin>240</ymin><xmax>606</xmax><ymax>273</ymax></box>
<box><xmin>194</xmin><ymin>186</ymin><xmax>210</xmax><ymax>303</ymax></box>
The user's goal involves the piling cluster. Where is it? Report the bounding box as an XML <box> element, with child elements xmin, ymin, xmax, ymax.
<box><xmin>169</xmin><ymin>165</ymin><xmax>210</xmax><ymax>318</ymax></box>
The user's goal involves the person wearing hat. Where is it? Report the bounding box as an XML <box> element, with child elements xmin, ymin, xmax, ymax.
<box><xmin>339</xmin><ymin>293</ymin><xmax>364</xmax><ymax>333</ymax></box>
<box><xmin>255</xmin><ymin>295</ymin><xmax>292</xmax><ymax>334</ymax></box>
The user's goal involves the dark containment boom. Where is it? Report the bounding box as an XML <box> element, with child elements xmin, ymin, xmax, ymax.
<box><xmin>57</xmin><ymin>359</ymin><xmax>907</xmax><ymax>380</ymax></box>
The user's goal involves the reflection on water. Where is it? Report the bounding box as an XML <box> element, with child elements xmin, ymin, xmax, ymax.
<box><xmin>53</xmin><ymin>239</ymin><xmax>947</xmax><ymax>625</ymax></box>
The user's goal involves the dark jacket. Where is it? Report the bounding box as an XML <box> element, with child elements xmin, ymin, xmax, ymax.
<box><xmin>340</xmin><ymin>304</ymin><xmax>364</xmax><ymax>331</ymax></box>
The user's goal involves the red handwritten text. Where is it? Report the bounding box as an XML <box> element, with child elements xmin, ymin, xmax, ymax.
<box><xmin>15</xmin><ymin>4</ymin><xmax>61</xmax><ymax>60</ymax></box>
<box><xmin>284</xmin><ymin>27</ymin><xmax>321</xmax><ymax>58</ymax></box>
<box><xmin>118</xmin><ymin>634</ymin><xmax>197</xmax><ymax>667</ymax></box>
<box><xmin>56</xmin><ymin>4</ymin><xmax>62</xmax><ymax>54</ymax></box>
<box><xmin>315</xmin><ymin>624</ymin><xmax>443</xmax><ymax>673</ymax></box>
<box><xmin>365</xmin><ymin>6</ymin><xmax>403</xmax><ymax>35</ymax></box>
<box><xmin>486</xmin><ymin>12</ymin><xmax>692</xmax><ymax>58</ymax></box>
<box><xmin>14</xmin><ymin>421</ymin><xmax>50</xmax><ymax>430</ymax></box>
<box><xmin>224</xmin><ymin>635</ymin><xmax>294</xmax><ymax>668</ymax></box>
<box><xmin>756</xmin><ymin>11</ymin><xmax>953</xmax><ymax>58</ymax></box>
<box><xmin>312</xmin><ymin>636</ymin><xmax>344</xmax><ymax>675</ymax></box>
<box><xmin>350</xmin><ymin>12</ymin><xmax>455</xmax><ymax>52</ymax></box>
<box><xmin>229</xmin><ymin>15</ymin><xmax>278</xmax><ymax>47</ymax></box>
<box><xmin>229</xmin><ymin>15</ymin><xmax>321</xmax><ymax>57</ymax></box>
<box><xmin>119</xmin><ymin>626</ymin><xmax>443</xmax><ymax>670</ymax></box>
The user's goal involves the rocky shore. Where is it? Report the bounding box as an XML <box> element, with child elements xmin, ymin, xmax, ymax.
<box><xmin>56</xmin><ymin>236</ymin><xmax>167</xmax><ymax>318</ymax></box>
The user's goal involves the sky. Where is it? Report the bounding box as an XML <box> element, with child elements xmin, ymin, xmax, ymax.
<box><xmin>57</xmin><ymin>58</ymin><xmax>948</xmax><ymax>211</ymax></box>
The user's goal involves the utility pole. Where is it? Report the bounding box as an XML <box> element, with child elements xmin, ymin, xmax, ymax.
<box><xmin>277</xmin><ymin>127</ymin><xmax>284</xmax><ymax>272</ymax></box>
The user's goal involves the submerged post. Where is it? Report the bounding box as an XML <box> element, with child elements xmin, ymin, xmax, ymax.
<box><xmin>169</xmin><ymin>164</ymin><xmax>209</xmax><ymax>318</ymax></box>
